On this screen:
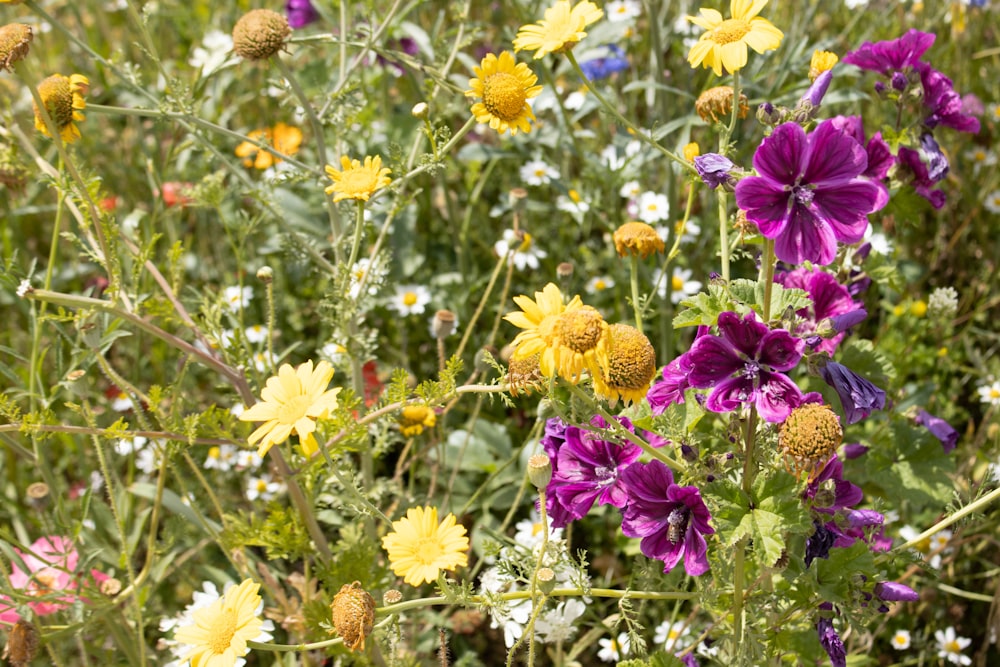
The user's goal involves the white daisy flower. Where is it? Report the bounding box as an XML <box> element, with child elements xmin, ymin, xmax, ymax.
<box><xmin>606</xmin><ymin>0</ymin><xmax>641</xmax><ymax>22</ymax></box>
<box><xmin>655</xmin><ymin>267</ymin><xmax>702</xmax><ymax>303</ymax></box>
<box><xmin>635</xmin><ymin>191</ymin><xmax>671</xmax><ymax>223</ymax></box>
<box><xmin>935</xmin><ymin>626</ymin><xmax>972</xmax><ymax>666</ymax></box>
<box><xmin>244</xmin><ymin>324</ymin><xmax>268</xmax><ymax>344</ymax></box>
<box><xmin>586</xmin><ymin>276</ymin><xmax>615</xmax><ymax>294</ymax></box>
<box><xmin>247</xmin><ymin>474</ymin><xmax>283</xmax><ymax>501</ymax></box>
<box><xmin>204</xmin><ymin>444</ymin><xmax>238</xmax><ymax>472</ymax></box>
<box><xmin>388</xmin><ymin>285</ymin><xmax>432</xmax><ymax>316</ymax></box>
<box><xmin>654</xmin><ymin>620</ymin><xmax>692</xmax><ymax>651</ymax></box>
<box><xmin>110</xmin><ymin>390</ymin><xmax>134</xmax><ymax>412</ymax></box>
<box><xmin>597</xmin><ymin>633</ymin><xmax>630</xmax><ymax>662</ymax></box>
<box><xmin>535</xmin><ymin>599</ymin><xmax>585</xmax><ymax>643</ymax></box>
<box><xmin>494</xmin><ymin>229</ymin><xmax>547</xmax><ymax>271</ymax></box>
<box><xmin>188</xmin><ymin>30</ymin><xmax>235</xmax><ymax>75</ymax></box>
<box><xmin>985</xmin><ymin>189</ymin><xmax>1000</xmax><ymax>215</ymax></box>
<box><xmin>520</xmin><ymin>159</ymin><xmax>559</xmax><ymax>186</ymax></box>
<box><xmin>320</xmin><ymin>342</ymin><xmax>349</xmax><ymax>365</ymax></box>
<box><xmin>223</xmin><ymin>285</ymin><xmax>253</xmax><ymax>312</ymax></box>
<box><xmin>513</xmin><ymin>510</ymin><xmax>564</xmax><ymax>550</ymax></box>
<box><xmin>236</xmin><ymin>449</ymin><xmax>263</xmax><ymax>470</ymax></box>
<box><xmin>980</xmin><ymin>380</ymin><xmax>1000</xmax><ymax>406</ymax></box>
<box><xmin>891</xmin><ymin>629</ymin><xmax>911</xmax><ymax>650</ymax></box>
<box><xmin>619</xmin><ymin>180</ymin><xmax>642</xmax><ymax>198</ymax></box>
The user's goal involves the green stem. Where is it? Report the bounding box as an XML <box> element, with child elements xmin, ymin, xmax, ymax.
<box><xmin>629</xmin><ymin>254</ymin><xmax>644</xmax><ymax>336</ymax></box>
<box><xmin>896</xmin><ymin>484</ymin><xmax>1000</xmax><ymax>552</ymax></box>
<box><xmin>717</xmin><ymin>191</ymin><xmax>731</xmax><ymax>284</ymax></box>
<box><xmin>760</xmin><ymin>239</ymin><xmax>775</xmax><ymax>321</ymax></box>
<box><xmin>732</xmin><ymin>405</ymin><xmax>758</xmax><ymax>654</ymax></box>
<box><xmin>565</xmin><ymin>51</ymin><xmax>694</xmax><ymax>174</ymax></box>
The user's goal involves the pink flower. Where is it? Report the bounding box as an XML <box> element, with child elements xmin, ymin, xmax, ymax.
<box><xmin>6</xmin><ymin>536</ymin><xmax>107</xmax><ymax>618</ymax></box>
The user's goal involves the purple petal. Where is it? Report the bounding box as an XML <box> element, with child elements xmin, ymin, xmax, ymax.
<box><xmin>685</xmin><ymin>336</ymin><xmax>743</xmax><ymax>388</ymax></box>
<box><xmin>875</xmin><ymin>581</ymin><xmax>919</xmax><ymax>602</ymax></box>
<box><xmin>758</xmin><ymin>329</ymin><xmax>805</xmax><ymax>371</ymax></box>
<box><xmin>755</xmin><ymin>371</ymin><xmax>803</xmax><ymax>422</ymax></box>
<box><xmin>717</xmin><ymin>311</ymin><xmax>769</xmax><ymax>358</ymax></box>
<box><xmin>753</xmin><ymin>123</ymin><xmax>809</xmax><ymax>185</ymax></box>
<box><xmin>772</xmin><ymin>204</ymin><xmax>838</xmax><ymax>265</ymax></box>
<box><xmin>705</xmin><ymin>375</ymin><xmax>757</xmax><ymax>413</ymax></box>
<box><xmin>803</xmin><ymin>120</ymin><xmax>869</xmax><ymax>186</ymax></box>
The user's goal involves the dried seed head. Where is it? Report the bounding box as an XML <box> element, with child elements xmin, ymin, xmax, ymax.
<box><xmin>780</xmin><ymin>403</ymin><xmax>843</xmax><ymax>473</ymax></box>
<box><xmin>695</xmin><ymin>86</ymin><xmax>749</xmax><ymax>124</ymax></box>
<box><xmin>527</xmin><ymin>454</ymin><xmax>552</xmax><ymax>489</ymax></box>
<box><xmin>383</xmin><ymin>589</ymin><xmax>403</xmax><ymax>605</ymax></box>
<box><xmin>613</xmin><ymin>221</ymin><xmax>664</xmax><ymax>259</ymax></box>
<box><xmin>331</xmin><ymin>581</ymin><xmax>376</xmax><ymax>652</ymax></box>
<box><xmin>431</xmin><ymin>309</ymin><xmax>457</xmax><ymax>339</ymax></box>
<box><xmin>232</xmin><ymin>9</ymin><xmax>291</xmax><ymax>61</ymax></box>
<box><xmin>0</xmin><ymin>23</ymin><xmax>32</xmax><ymax>73</ymax></box>
<box><xmin>3</xmin><ymin>620</ymin><xmax>39</xmax><ymax>667</ymax></box>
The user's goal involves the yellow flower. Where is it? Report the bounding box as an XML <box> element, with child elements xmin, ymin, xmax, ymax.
<box><xmin>513</xmin><ymin>0</ymin><xmax>604</xmax><ymax>59</ymax></box>
<box><xmin>399</xmin><ymin>404</ymin><xmax>436</xmax><ymax>437</ymax></box>
<box><xmin>683</xmin><ymin>142</ymin><xmax>701</xmax><ymax>162</ymax></box>
<box><xmin>174</xmin><ymin>579</ymin><xmax>265</xmax><ymax>667</ymax></box>
<box><xmin>809</xmin><ymin>50</ymin><xmax>838</xmax><ymax>81</ymax></box>
<box><xmin>33</xmin><ymin>73</ymin><xmax>88</xmax><ymax>143</ymax></box>
<box><xmin>592</xmin><ymin>323</ymin><xmax>657</xmax><ymax>405</ymax></box>
<box><xmin>910</xmin><ymin>300</ymin><xmax>928</xmax><ymax>317</ymax></box>
<box><xmin>235</xmin><ymin>122</ymin><xmax>303</xmax><ymax>170</ymax></box>
<box><xmin>552</xmin><ymin>306</ymin><xmax>610</xmax><ymax>383</ymax></box>
<box><xmin>239</xmin><ymin>360</ymin><xmax>342</xmax><ymax>457</ymax></box>
<box><xmin>381</xmin><ymin>506</ymin><xmax>469</xmax><ymax>586</ymax></box>
<box><xmin>686</xmin><ymin>0</ymin><xmax>784</xmax><ymax>77</ymax></box>
<box><xmin>504</xmin><ymin>283</ymin><xmax>583</xmax><ymax>378</ymax></box>
<box><xmin>324</xmin><ymin>155</ymin><xmax>391</xmax><ymax>203</ymax></box>
<box><xmin>465</xmin><ymin>51</ymin><xmax>542</xmax><ymax>136</ymax></box>
<box><xmin>613</xmin><ymin>221</ymin><xmax>665</xmax><ymax>259</ymax></box>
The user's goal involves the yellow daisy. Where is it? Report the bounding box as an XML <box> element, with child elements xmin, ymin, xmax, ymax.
<box><xmin>552</xmin><ymin>305</ymin><xmax>610</xmax><ymax>383</ymax></box>
<box><xmin>239</xmin><ymin>359</ymin><xmax>342</xmax><ymax>457</ymax></box>
<box><xmin>592</xmin><ymin>323</ymin><xmax>657</xmax><ymax>405</ymax></box>
<box><xmin>513</xmin><ymin>0</ymin><xmax>604</xmax><ymax>60</ymax></box>
<box><xmin>235</xmin><ymin>122</ymin><xmax>303</xmax><ymax>170</ymax></box>
<box><xmin>381</xmin><ymin>506</ymin><xmax>469</xmax><ymax>586</ymax></box>
<box><xmin>398</xmin><ymin>404</ymin><xmax>436</xmax><ymax>437</ymax></box>
<box><xmin>33</xmin><ymin>73</ymin><xmax>88</xmax><ymax>143</ymax></box>
<box><xmin>503</xmin><ymin>283</ymin><xmax>583</xmax><ymax>378</ymax></box>
<box><xmin>324</xmin><ymin>155</ymin><xmax>391</xmax><ymax>203</ymax></box>
<box><xmin>686</xmin><ymin>0</ymin><xmax>783</xmax><ymax>77</ymax></box>
<box><xmin>465</xmin><ymin>51</ymin><xmax>542</xmax><ymax>136</ymax></box>
<box><xmin>174</xmin><ymin>579</ymin><xmax>265</xmax><ymax>667</ymax></box>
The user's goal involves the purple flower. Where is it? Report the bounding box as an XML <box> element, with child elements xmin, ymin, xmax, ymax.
<box><xmin>896</xmin><ymin>146</ymin><xmax>947</xmax><ymax>209</ymax></box>
<box><xmin>684</xmin><ymin>311</ymin><xmax>805</xmax><ymax>422</ymax></box>
<box><xmin>693</xmin><ymin>153</ymin><xmax>735</xmax><ymax>189</ymax></box>
<box><xmin>805</xmin><ymin>520</ymin><xmax>837</xmax><ymax>567</ymax></box>
<box><xmin>647</xmin><ymin>357</ymin><xmax>692</xmax><ymax>415</ymax></box>
<box><xmin>919</xmin><ymin>133</ymin><xmax>950</xmax><ymax>182</ymax></box>
<box><xmin>619</xmin><ymin>459</ymin><xmax>714</xmax><ymax>576</ymax></box>
<box><xmin>842</xmin><ymin>443</ymin><xmax>869</xmax><ymax>459</ymax></box>
<box><xmin>917</xmin><ymin>63</ymin><xmax>981</xmax><ymax>134</ymax></box>
<box><xmin>846</xmin><ymin>509</ymin><xmax>885</xmax><ymax>529</ymax></box>
<box><xmin>579</xmin><ymin>44</ymin><xmax>629</xmax><ymax>81</ymax></box>
<box><xmin>829</xmin><ymin>308</ymin><xmax>867</xmax><ymax>334</ymax></box>
<box><xmin>801</xmin><ymin>69</ymin><xmax>833</xmax><ymax>107</ymax></box>
<box><xmin>961</xmin><ymin>93</ymin><xmax>985</xmax><ymax>117</ymax></box>
<box><xmin>678</xmin><ymin>653</ymin><xmax>699</xmax><ymax>667</ymax></box>
<box><xmin>548</xmin><ymin>417</ymin><xmax>642</xmax><ymax>527</ymax></box>
<box><xmin>820</xmin><ymin>361</ymin><xmax>886</xmax><ymax>424</ymax></box>
<box><xmin>874</xmin><ymin>581</ymin><xmax>919</xmax><ymax>602</ymax></box>
<box><xmin>915</xmin><ymin>409</ymin><xmax>959</xmax><ymax>453</ymax></box>
<box><xmin>285</xmin><ymin>0</ymin><xmax>319</xmax><ymax>28</ymax></box>
<box><xmin>735</xmin><ymin>120</ymin><xmax>883</xmax><ymax>266</ymax></box>
<box><xmin>841</xmin><ymin>29</ymin><xmax>936</xmax><ymax>75</ymax></box>
<box><xmin>817</xmin><ymin>617</ymin><xmax>847</xmax><ymax>667</ymax></box>
<box><xmin>804</xmin><ymin>455</ymin><xmax>863</xmax><ymax>514</ymax></box>
<box><xmin>829</xmin><ymin>115</ymin><xmax>894</xmax><ymax>209</ymax></box>
<box><xmin>776</xmin><ymin>268</ymin><xmax>861</xmax><ymax>356</ymax></box>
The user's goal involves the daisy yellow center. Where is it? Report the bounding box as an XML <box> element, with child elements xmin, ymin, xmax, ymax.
<box><xmin>946</xmin><ymin>640</ymin><xmax>960</xmax><ymax>653</ymax></box>
<box><xmin>208</xmin><ymin>446</ymin><xmax>221</xmax><ymax>459</ymax></box>
<box><xmin>893</xmin><ymin>635</ymin><xmax>906</xmax><ymax>645</ymax></box>
<box><xmin>277</xmin><ymin>395</ymin><xmax>313</xmax><ymax>424</ymax></box>
<box><xmin>569</xmin><ymin>189</ymin><xmax>581</xmax><ymax>202</ymax></box>
<box><xmin>672</xmin><ymin>275</ymin><xmax>685</xmax><ymax>291</ymax></box>
<box><xmin>483</xmin><ymin>72</ymin><xmax>527</xmax><ymax>121</ymax></box>
<box><xmin>205</xmin><ymin>607</ymin><xmax>238</xmax><ymax>654</ymax></box>
<box><xmin>557</xmin><ymin>309</ymin><xmax>604</xmax><ymax>353</ymax></box>
<box><xmin>710</xmin><ymin>19</ymin><xmax>751</xmax><ymax>45</ymax></box>
<box><xmin>992</xmin><ymin>389</ymin><xmax>1000</xmax><ymax>399</ymax></box>
<box><xmin>416</xmin><ymin>536</ymin><xmax>444</xmax><ymax>563</ymax></box>
<box><xmin>255</xmin><ymin>480</ymin><xmax>268</xmax><ymax>492</ymax></box>
<box><xmin>595</xmin><ymin>279</ymin><xmax>606</xmax><ymax>290</ymax></box>
<box><xmin>339</xmin><ymin>170</ymin><xmax>379</xmax><ymax>196</ymax></box>
<box><xmin>403</xmin><ymin>291</ymin><xmax>418</xmax><ymax>306</ymax></box>
<box><xmin>974</xmin><ymin>151</ymin><xmax>985</xmax><ymax>160</ymax></box>
<box><xmin>532</xmin><ymin>521</ymin><xmax>543</xmax><ymax>536</ymax></box>
<box><xmin>669</xmin><ymin>629</ymin><xmax>681</xmax><ymax>640</ymax></box>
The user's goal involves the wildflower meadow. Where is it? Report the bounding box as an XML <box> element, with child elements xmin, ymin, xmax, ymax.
<box><xmin>2</xmin><ymin>0</ymin><xmax>1000</xmax><ymax>665</ymax></box>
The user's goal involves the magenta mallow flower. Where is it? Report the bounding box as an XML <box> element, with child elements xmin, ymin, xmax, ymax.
<box><xmin>915</xmin><ymin>409</ymin><xmax>959</xmax><ymax>453</ymax></box>
<box><xmin>897</xmin><ymin>145</ymin><xmax>946</xmax><ymax>209</ymax></box>
<box><xmin>830</xmin><ymin>115</ymin><xmax>895</xmax><ymax>209</ymax></box>
<box><xmin>820</xmin><ymin>361</ymin><xmax>886</xmax><ymax>424</ymax></box>
<box><xmin>875</xmin><ymin>581</ymin><xmax>919</xmax><ymax>602</ymax></box>
<box><xmin>684</xmin><ymin>311</ymin><xmax>805</xmax><ymax>422</ymax></box>
<box><xmin>735</xmin><ymin>119</ymin><xmax>884</xmax><ymax>265</ymax></box>
<box><xmin>619</xmin><ymin>459</ymin><xmax>714</xmax><ymax>576</ymax></box>
<box><xmin>647</xmin><ymin>357</ymin><xmax>692</xmax><ymax>415</ymax></box>
<box><xmin>776</xmin><ymin>268</ymin><xmax>861</xmax><ymax>356</ymax></box>
<box><xmin>545</xmin><ymin>416</ymin><xmax>642</xmax><ymax>528</ymax></box>
<box><xmin>916</xmin><ymin>63</ymin><xmax>980</xmax><ymax>134</ymax></box>
<box><xmin>842</xmin><ymin>29</ymin><xmax>936</xmax><ymax>76</ymax></box>
<box><xmin>285</xmin><ymin>0</ymin><xmax>319</xmax><ymax>28</ymax></box>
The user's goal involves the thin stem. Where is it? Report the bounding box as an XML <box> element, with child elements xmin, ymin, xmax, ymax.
<box><xmin>896</xmin><ymin>484</ymin><xmax>1000</xmax><ymax>553</ymax></box>
<box><xmin>629</xmin><ymin>254</ymin><xmax>644</xmax><ymax>335</ymax></box>
<box><xmin>717</xmin><ymin>191</ymin><xmax>731</xmax><ymax>284</ymax></box>
<box><xmin>760</xmin><ymin>239</ymin><xmax>775</xmax><ymax>321</ymax></box>
<box><xmin>732</xmin><ymin>405</ymin><xmax>758</xmax><ymax>653</ymax></box>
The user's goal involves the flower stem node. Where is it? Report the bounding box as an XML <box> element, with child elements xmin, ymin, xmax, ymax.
<box><xmin>331</xmin><ymin>581</ymin><xmax>376</xmax><ymax>652</ymax></box>
<box><xmin>232</xmin><ymin>9</ymin><xmax>291</xmax><ymax>61</ymax></box>
<box><xmin>779</xmin><ymin>403</ymin><xmax>843</xmax><ymax>473</ymax></box>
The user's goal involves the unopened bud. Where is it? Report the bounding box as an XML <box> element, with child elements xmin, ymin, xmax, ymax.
<box><xmin>431</xmin><ymin>309</ymin><xmax>457</xmax><ymax>339</ymax></box>
<box><xmin>535</xmin><ymin>567</ymin><xmax>556</xmax><ymax>594</ymax></box>
<box><xmin>256</xmin><ymin>266</ymin><xmax>273</xmax><ymax>283</ymax></box>
<box><xmin>556</xmin><ymin>262</ymin><xmax>574</xmax><ymax>279</ymax></box>
<box><xmin>26</xmin><ymin>482</ymin><xmax>49</xmax><ymax>509</ymax></box>
<box><xmin>527</xmin><ymin>454</ymin><xmax>552</xmax><ymax>489</ymax></box>
<box><xmin>411</xmin><ymin>102</ymin><xmax>429</xmax><ymax>119</ymax></box>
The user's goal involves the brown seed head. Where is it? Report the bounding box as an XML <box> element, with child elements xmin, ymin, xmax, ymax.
<box><xmin>232</xmin><ymin>9</ymin><xmax>291</xmax><ymax>61</ymax></box>
<box><xmin>695</xmin><ymin>86</ymin><xmax>749</xmax><ymax>124</ymax></box>
<box><xmin>331</xmin><ymin>581</ymin><xmax>376</xmax><ymax>652</ymax></box>
<box><xmin>0</xmin><ymin>23</ymin><xmax>32</xmax><ymax>72</ymax></box>
<box><xmin>3</xmin><ymin>620</ymin><xmax>39</xmax><ymax>667</ymax></box>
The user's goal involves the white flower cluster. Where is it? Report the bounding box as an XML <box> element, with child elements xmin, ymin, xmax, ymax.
<box><xmin>927</xmin><ymin>286</ymin><xmax>959</xmax><ymax>320</ymax></box>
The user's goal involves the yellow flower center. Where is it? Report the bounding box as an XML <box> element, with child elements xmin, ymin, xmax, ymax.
<box><xmin>893</xmin><ymin>636</ymin><xmax>906</xmax><ymax>646</ymax></box>
<box><xmin>277</xmin><ymin>394</ymin><xmax>313</xmax><ymax>424</ymax></box>
<box><xmin>483</xmin><ymin>72</ymin><xmax>527</xmax><ymax>121</ymax></box>
<box><xmin>518</xmin><ymin>233</ymin><xmax>534</xmax><ymax>252</ymax></box>
<box><xmin>403</xmin><ymin>291</ymin><xmax>418</xmax><ymax>306</ymax></box>
<box><xmin>339</xmin><ymin>170</ymin><xmax>379</xmax><ymax>196</ymax></box>
<box><xmin>569</xmin><ymin>189</ymin><xmax>581</xmax><ymax>203</ymax></box>
<box><xmin>416</xmin><ymin>536</ymin><xmax>444</xmax><ymax>564</ymax></box>
<box><xmin>992</xmin><ymin>389</ymin><xmax>1000</xmax><ymax>399</ymax></box>
<box><xmin>208</xmin><ymin>446</ymin><xmax>221</xmax><ymax>459</ymax></box>
<box><xmin>594</xmin><ymin>279</ymin><xmax>606</xmax><ymax>290</ymax></box>
<box><xmin>946</xmin><ymin>640</ymin><xmax>960</xmax><ymax>653</ymax></box>
<box><xmin>255</xmin><ymin>480</ymin><xmax>268</xmax><ymax>492</ymax></box>
<box><xmin>711</xmin><ymin>19</ymin><xmax>751</xmax><ymax>45</ymax></box>
<box><xmin>672</xmin><ymin>275</ymin><xmax>685</xmax><ymax>291</ymax></box>
<box><xmin>205</xmin><ymin>607</ymin><xmax>238</xmax><ymax>655</ymax></box>
<box><xmin>532</xmin><ymin>521</ymin><xmax>543</xmax><ymax>536</ymax></box>
<box><xmin>974</xmin><ymin>151</ymin><xmax>985</xmax><ymax>160</ymax></box>
<box><xmin>557</xmin><ymin>307</ymin><xmax>604</xmax><ymax>354</ymax></box>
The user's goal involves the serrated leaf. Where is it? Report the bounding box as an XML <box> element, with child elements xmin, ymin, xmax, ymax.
<box><xmin>763</xmin><ymin>284</ymin><xmax>811</xmax><ymax>317</ymax></box>
<box><xmin>749</xmin><ymin>508</ymin><xmax>786</xmax><ymax>566</ymax></box>
<box><xmin>729</xmin><ymin>279</ymin><xmax>758</xmax><ymax>306</ymax></box>
<box><xmin>815</xmin><ymin>541</ymin><xmax>875</xmax><ymax>603</ymax></box>
<box><xmin>672</xmin><ymin>285</ymin><xmax>732</xmax><ymax>328</ymax></box>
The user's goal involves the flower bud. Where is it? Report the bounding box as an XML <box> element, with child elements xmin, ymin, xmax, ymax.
<box><xmin>411</xmin><ymin>102</ymin><xmax>429</xmax><ymax>119</ymax></box>
<box><xmin>527</xmin><ymin>454</ymin><xmax>552</xmax><ymax>489</ymax></box>
<box><xmin>431</xmin><ymin>309</ymin><xmax>457</xmax><ymax>339</ymax></box>
<box><xmin>534</xmin><ymin>567</ymin><xmax>557</xmax><ymax>594</ymax></box>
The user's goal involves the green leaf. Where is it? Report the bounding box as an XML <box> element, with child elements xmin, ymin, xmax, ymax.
<box><xmin>746</xmin><ymin>471</ymin><xmax>812</xmax><ymax>567</ymax></box>
<box><xmin>763</xmin><ymin>284</ymin><xmax>811</xmax><ymax>318</ymax></box>
<box><xmin>704</xmin><ymin>479</ymin><xmax>751</xmax><ymax>546</ymax></box>
<box><xmin>672</xmin><ymin>285</ymin><xmax>733</xmax><ymax>328</ymax></box>
<box><xmin>815</xmin><ymin>541</ymin><xmax>875</xmax><ymax>603</ymax></box>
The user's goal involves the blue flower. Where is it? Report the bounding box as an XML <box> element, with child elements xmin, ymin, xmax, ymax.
<box><xmin>579</xmin><ymin>45</ymin><xmax>630</xmax><ymax>81</ymax></box>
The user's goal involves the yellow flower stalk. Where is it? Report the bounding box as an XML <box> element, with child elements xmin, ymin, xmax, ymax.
<box><xmin>686</xmin><ymin>0</ymin><xmax>783</xmax><ymax>77</ymax></box>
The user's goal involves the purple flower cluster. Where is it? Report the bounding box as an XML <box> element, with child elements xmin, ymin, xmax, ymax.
<box><xmin>540</xmin><ymin>417</ymin><xmax>715</xmax><ymax>576</ymax></box>
<box><xmin>649</xmin><ymin>311</ymin><xmax>805</xmax><ymax>423</ymax></box>
<box><xmin>735</xmin><ymin>119</ymin><xmax>885</xmax><ymax>266</ymax></box>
